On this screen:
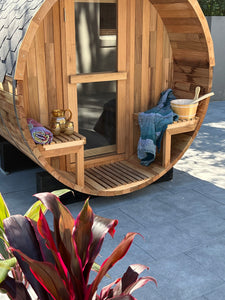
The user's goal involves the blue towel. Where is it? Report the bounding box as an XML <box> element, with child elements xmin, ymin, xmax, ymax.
<box><xmin>137</xmin><ymin>89</ymin><xmax>178</xmax><ymax>166</ymax></box>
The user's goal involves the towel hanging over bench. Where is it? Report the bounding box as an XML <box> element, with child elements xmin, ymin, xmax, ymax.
<box><xmin>138</xmin><ymin>89</ymin><xmax>178</xmax><ymax>166</ymax></box>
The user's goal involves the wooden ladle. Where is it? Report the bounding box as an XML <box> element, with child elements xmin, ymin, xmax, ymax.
<box><xmin>194</xmin><ymin>86</ymin><xmax>201</xmax><ymax>100</ymax></box>
<box><xmin>191</xmin><ymin>92</ymin><xmax>215</xmax><ymax>104</ymax></box>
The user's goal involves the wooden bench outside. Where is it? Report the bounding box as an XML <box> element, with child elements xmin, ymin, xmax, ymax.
<box><xmin>134</xmin><ymin>113</ymin><xmax>199</xmax><ymax>168</ymax></box>
<box><xmin>40</xmin><ymin>132</ymin><xmax>86</xmax><ymax>186</ymax></box>
<box><xmin>162</xmin><ymin>117</ymin><xmax>199</xmax><ymax>168</ymax></box>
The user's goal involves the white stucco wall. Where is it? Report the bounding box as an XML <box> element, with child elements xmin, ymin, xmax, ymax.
<box><xmin>207</xmin><ymin>16</ymin><xmax>225</xmax><ymax>101</ymax></box>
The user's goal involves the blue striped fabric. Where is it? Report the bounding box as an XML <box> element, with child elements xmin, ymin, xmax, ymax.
<box><xmin>138</xmin><ymin>89</ymin><xmax>178</xmax><ymax>166</ymax></box>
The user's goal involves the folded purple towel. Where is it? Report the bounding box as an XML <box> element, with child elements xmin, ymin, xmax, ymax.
<box><xmin>27</xmin><ymin>118</ymin><xmax>53</xmax><ymax>145</ymax></box>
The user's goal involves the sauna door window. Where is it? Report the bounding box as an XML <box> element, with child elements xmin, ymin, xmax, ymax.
<box><xmin>71</xmin><ymin>0</ymin><xmax>126</xmax><ymax>158</ymax></box>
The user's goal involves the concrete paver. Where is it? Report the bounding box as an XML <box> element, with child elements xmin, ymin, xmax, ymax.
<box><xmin>0</xmin><ymin>100</ymin><xmax>225</xmax><ymax>299</ymax></box>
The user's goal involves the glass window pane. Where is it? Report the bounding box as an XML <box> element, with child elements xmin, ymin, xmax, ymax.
<box><xmin>75</xmin><ymin>1</ymin><xmax>117</xmax><ymax>74</ymax></box>
<box><xmin>77</xmin><ymin>81</ymin><xmax>117</xmax><ymax>149</ymax></box>
<box><xmin>100</xmin><ymin>3</ymin><xmax>117</xmax><ymax>35</ymax></box>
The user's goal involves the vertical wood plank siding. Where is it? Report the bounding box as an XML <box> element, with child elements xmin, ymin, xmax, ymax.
<box><xmin>24</xmin><ymin>3</ymin><xmax>63</xmax><ymax>127</ymax></box>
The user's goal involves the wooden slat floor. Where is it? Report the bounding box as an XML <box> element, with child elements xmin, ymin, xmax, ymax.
<box><xmin>85</xmin><ymin>161</ymin><xmax>148</xmax><ymax>189</ymax></box>
<box><xmin>55</xmin><ymin>130</ymin><xmax>193</xmax><ymax>196</ymax></box>
<box><xmin>81</xmin><ymin>157</ymin><xmax>166</xmax><ymax>195</ymax></box>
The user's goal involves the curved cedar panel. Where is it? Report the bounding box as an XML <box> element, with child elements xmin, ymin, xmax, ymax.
<box><xmin>0</xmin><ymin>0</ymin><xmax>214</xmax><ymax>196</ymax></box>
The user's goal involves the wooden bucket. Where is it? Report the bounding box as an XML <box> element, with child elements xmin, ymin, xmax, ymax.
<box><xmin>171</xmin><ymin>100</ymin><xmax>199</xmax><ymax>120</ymax></box>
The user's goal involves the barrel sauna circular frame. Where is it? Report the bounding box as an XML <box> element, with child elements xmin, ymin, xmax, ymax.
<box><xmin>0</xmin><ymin>0</ymin><xmax>214</xmax><ymax>196</ymax></box>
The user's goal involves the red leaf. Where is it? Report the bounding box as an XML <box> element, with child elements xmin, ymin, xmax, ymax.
<box><xmin>83</xmin><ymin>214</ymin><xmax>118</xmax><ymax>283</ymax></box>
<box><xmin>34</xmin><ymin>193</ymin><xmax>75</xmax><ymax>254</ymax></box>
<box><xmin>11</xmin><ymin>248</ymin><xmax>71</xmax><ymax>300</ymax></box>
<box><xmin>34</xmin><ymin>195</ymin><xmax>80</xmax><ymax>269</ymax></box>
<box><xmin>114</xmin><ymin>264</ymin><xmax>157</xmax><ymax>296</ymax></box>
<box><xmin>123</xmin><ymin>276</ymin><xmax>157</xmax><ymax>294</ymax></box>
<box><xmin>108</xmin><ymin>295</ymin><xmax>136</xmax><ymax>300</ymax></box>
<box><xmin>34</xmin><ymin>193</ymin><xmax>85</xmax><ymax>297</ymax></box>
<box><xmin>89</xmin><ymin>232</ymin><xmax>139</xmax><ymax>298</ymax></box>
<box><xmin>120</xmin><ymin>264</ymin><xmax>149</xmax><ymax>293</ymax></box>
<box><xmin>73</xmin><ymin>198</ymin><xmax>93</xmax><ymax>269</ymax></box>
<box><xmin>37</xmin><ymin>210</ymin><xmax>68</xmax><ymax>281</ymax></box>
<box><xmin>4</xmin><ymin>215</ymin><xmax>51</xmax><ymax>300</ymax></box>
<box><xmin>0</xmin><ymin>276</ymin><xmax>32</xmax><ymax>300</ymax></box>
<box><xmin>29</xmin><ymin>218</ymin><xmax>55</xmax><ymax>264</ymax></box>
<box><xmin>99</xmin><ymin>278</ymin><xmax>120</xmax><ymax>299</ymax></box>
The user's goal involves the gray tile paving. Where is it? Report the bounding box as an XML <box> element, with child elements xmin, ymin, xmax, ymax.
<box><xmin>185</xmin><ymin>237</ymin><xmax>225</xmax><ymax>280</ymax></box>
<box><xmin>149</xmin><ymin>253</ymin><xmax>223</xmax><ymax>300</ymax></box>
<box><xmin>203</xmin><ymin>283</ymin><xmax>225</xmax><ymax>299</ymax></box>
<box><xmin>1</xmin><ymin>100</ymin><xmax>225</xmax><ymax>299</ymax></box>
<box><xmin>174</xmin><ymin>208</ymin><xmax>225</xmax><ymax>245</ymax></box>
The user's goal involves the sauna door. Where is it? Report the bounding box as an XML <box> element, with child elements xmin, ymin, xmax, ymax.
<box><xmin>62</xmin><ymin>0</ymin><xmax>127</xmax><ymax>158</ymax></box>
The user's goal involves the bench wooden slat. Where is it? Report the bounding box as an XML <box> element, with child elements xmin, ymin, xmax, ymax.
<box><xmin>162</xmin><ymin>117</ymin><xmax>199</xmax><ymax>167</ymax></box>
<box><xmin>42</xmin><ymin>139</ymin><xmax>85</xmax><ymax>151</ymax></box>
<box><xmin>40</xmin><ymin>131</ymin><xmax>86</xmax><ymax>186</ymax></box>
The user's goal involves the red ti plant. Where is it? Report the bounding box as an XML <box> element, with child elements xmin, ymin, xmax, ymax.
<box><xmin>1</xmin><ymin>192</ymin><xmax>156</xmax><ymax>299</ymax></box>
<box><xmin>0</xmin><ymin>193</ymin><xmax>48</xmax><ymax>299</ymax></box>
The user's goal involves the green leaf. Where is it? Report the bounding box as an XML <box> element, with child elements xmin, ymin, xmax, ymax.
<box><xmin>0</xmin><ymin>257</ymin><xmax>17</xmax><ymax>283</ymax></box>
<box><xmin>92</xmin><ymin>262</ymin><xmax>100</xmax><ymax>273</ymax></box>
<box><xmin>0</xmin><ymin>194</ymin><xmax>10</xmax><ymax>260</ymax></box>
<box><xmin>198</xmin><ymin>0</ymin><xmax>225</xmax><ymax>16</ymax></box>
<box><xmin>51</xmin><ymin>189</ymin><xmax>72</xmax><ymax>198</ymax></box>
<box><xmin>0</xmin><ymin>233</ymin><xmax>10</xmax><ymax>259</ymax></box>
<box><xmin>0</xmin><ymin>193</ymin><xmax>10</xmax><ymax>232</ymax></box>
<box><xmin>24</xmin><ymin>200</ymin><xmax>47</xmax><ymax>222</ymax></box>
<box><xmin>92</xmin><ymin>262</ymin><xmax>111</xmax><ymax>279</ymax></box>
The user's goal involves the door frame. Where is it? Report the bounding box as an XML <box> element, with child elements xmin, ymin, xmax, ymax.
<box><xmin>60</xmin><ymin>0</ymin><xmax>130</xmax><ymax>161</ymax></box>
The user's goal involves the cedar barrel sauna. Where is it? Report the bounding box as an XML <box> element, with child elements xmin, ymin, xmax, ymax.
<box><xmin>0</xmin><ymin>0</ymin><xmax>214</xmax><ymax>196</ymax></box>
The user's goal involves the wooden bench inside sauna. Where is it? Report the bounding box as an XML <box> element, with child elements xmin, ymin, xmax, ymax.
<box><xmin>0</xmin><ymin>0</ymin><xmax>214</xmax><ymax>196</ymax></box>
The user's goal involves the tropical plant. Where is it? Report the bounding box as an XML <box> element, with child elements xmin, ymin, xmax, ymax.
<box><xmin>0</xmin><ymin>193</ymin><xmax>10</xmax><ymax>260</ymax></box>
<box><xmin>0</xmin><ymin>192</ymin><xmax>48</xmax><ymax>294</ymax></box>
<box><xmin>0</xmin><ymin>192</ymin><xmax>157</xmax><ymax>300</ymax></box>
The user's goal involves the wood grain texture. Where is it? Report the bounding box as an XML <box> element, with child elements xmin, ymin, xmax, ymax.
<box><xmin>0</xmin><ymin>0</ymin><xmax>215</xmax><ymax>196</ymax></box>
